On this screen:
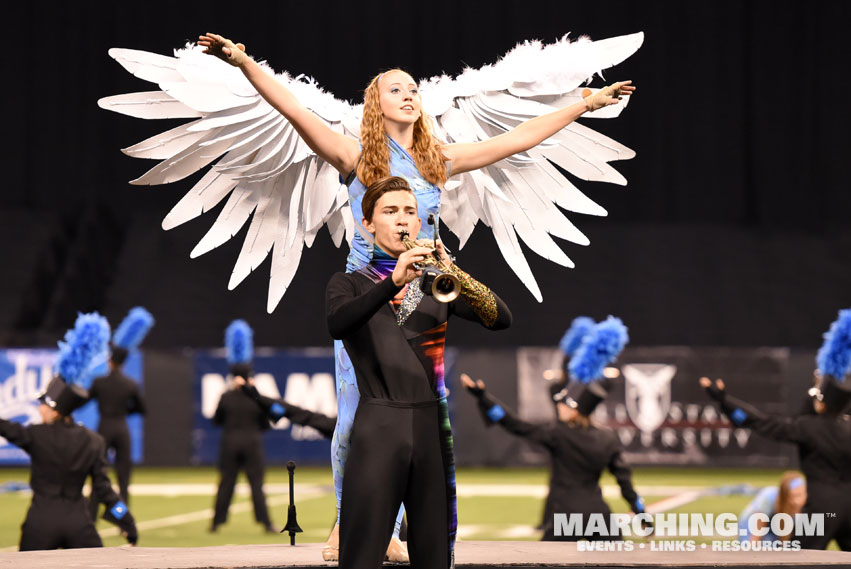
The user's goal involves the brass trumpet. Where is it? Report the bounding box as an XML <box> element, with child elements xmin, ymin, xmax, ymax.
<box><xmin>399</xmin><ymin>230</ymin><xmax>460</xmax><ymax>303</ymax></box>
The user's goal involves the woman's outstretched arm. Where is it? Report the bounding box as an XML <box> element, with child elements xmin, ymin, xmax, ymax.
<box><xmin>199</xmin><ymin>33</ymin><xmax>360</xmax><ymax>177</ymax></box>
<box><xmin>442</xmin><ymin>81</ymin><xmax>635</xmax><ymax>176</ymax></box>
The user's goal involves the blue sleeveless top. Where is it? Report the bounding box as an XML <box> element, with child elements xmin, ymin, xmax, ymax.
<box><xmin>345</xmin><ymin>136</ymin><xmax>442</xmax><ymax>272</ymax></box>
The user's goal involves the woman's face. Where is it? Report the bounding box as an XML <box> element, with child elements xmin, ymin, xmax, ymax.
<box><xmin>787</xmin><ymin>484</ymin><xmax>807</xmax><ymax>513</ymax></box>
<box><xmin>378</xmin><ymin>70</ymin><xmax>421</xmax><ymax>125</ymax></box>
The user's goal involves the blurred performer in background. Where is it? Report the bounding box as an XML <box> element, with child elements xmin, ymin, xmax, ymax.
<box><xmin>702</xmin><ymin>308</ymin><xmax>851</xmax><ymax>550</ymax></box>
<box><xmin>326</xmin><ymin>176</ymin><xmax>511</xmax><ymax>569</ymax></box>
<box><xmin>538</xmin><ymin>316</ymin><xmax>595</xmax><ymax>528</ymax></box>
<box><xmin>738</xmin><ymin>471</ymin><xmax>807</xmax><ymax>543</ymax></box>
<box><xmin>210</xmin><ymin>320</ymin><xmax>275</xmax><ymax>534</ymax></box>
<box><xmin>462</xmin><ymin>316</ymin><xmax>645</xmax><ymax>541</ymax></box>
<box><xmin>0</xmin><ymin>313</ymin><xmax>138</xmax><ymax>550</ymax></box>
<box><xmin>88</xmin><ymin>307</ymin><xmax>153</xmax><ymax>519</ymax></box>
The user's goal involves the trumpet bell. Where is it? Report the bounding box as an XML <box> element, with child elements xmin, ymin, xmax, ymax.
<box><xmin>421</xmin><ymin>266</ymin><xmax>460</xmax><ymax>303</ymax></box>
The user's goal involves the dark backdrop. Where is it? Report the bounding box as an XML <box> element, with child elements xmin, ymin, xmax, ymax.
<box><xmin>1</xmin><ymin>1</ymin><xmax>849</xmax><ymax>349</ymax></box>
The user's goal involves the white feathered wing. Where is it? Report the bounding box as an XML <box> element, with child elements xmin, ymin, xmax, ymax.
<box><xmin>423</xmin><ymin>32</ymin><xmax>643</xmax><ymax>301</ymax></box>
<box><xmin>99</xmin><ymin>47</ymin><xmax>357</xmax><ymax>312</ymax></box>
<box><xmin>99</xmin><ymin>32</ymin><xmax>642</xmax><ymax>311</ymax></box>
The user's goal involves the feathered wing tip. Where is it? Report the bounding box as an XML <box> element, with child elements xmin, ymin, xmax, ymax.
<box><xmin>559</xmin><ymin>316</ymin><xmax>595</xmax><ymax>357</ymax></box>
<box><xmin>112</xmin><ymin>306</ymin><xmax>156</xmax><ymax>350</ymax></box>
<box><xmin>569</xmin><ymin>316</ymin><xmax>629</xmax><ymax>384</ymax></box>
<box><xmin>54</xmin><ymin>312</ymin><xmax>112</xmax><ymax>384</ymax></box>
<box><xmin>817</xmin><ymin>309</ymin><xmax>851</xmax><ymax>381</ymax></box>
<box><xmin>225</xmin><ymin>319</ymin><xmax>253</xmax><ymax>364</ymax></box>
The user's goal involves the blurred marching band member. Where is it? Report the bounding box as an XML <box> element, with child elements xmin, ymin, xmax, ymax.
<box><xmin>461</xmin><ymin>316</ymin><xmax>645</xmax><ymax>541</ymax></box>
<box><xmin>325</xmin><ymin>176</ymin><xmax>511</xmax><ymax>569</ymax></box>
<box><xmin>738</xmin><ymin>471</ymin><xmax>807</xmax><ymax>543</ymax></box>
<box><xmin>210</xmin><ymin>320</ymin><xmax>275</xmax><ymax>534</ymax></box>
<box><xmin>87</xmin><ymin>307</ymin><xmax>153</xmax><ymax>519</ymax></box>
<box><xmin>0</xmin><ymin>313</ymin><xmax>138</xmax><ymax>550</ymax></box>
<box><xmin>702</xmin><ymin>309</ymin><xmax>851</xmax><ymax>550</ymax></box>
<box><xmin>538</xmin><ymin>316</ymin><xmax>595</xmax><ymax>529</ymax></box>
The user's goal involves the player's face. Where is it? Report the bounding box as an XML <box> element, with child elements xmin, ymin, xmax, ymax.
<box><xmin>787</xmin><ymin>485</ymin><xmax>807</xmax><ymax>512</ymax></box>
<box><xmin>38</xmin><ymin>404</ymin><xmax>59</xmax><ymax>424</ymax></box>
<box><xmin>378</xmin><ymin>71</ymin><xmax>422</xmax><ymax>125</ymax></box>
<box><xmin>364</xmin><ymin>191</ymin><xmax>421</xmax><ymax>257</ymax></box>
<box><xmin>556</xmin><ymin>402</ymin><xmax>578</xmax><ymax>422</ymax></box>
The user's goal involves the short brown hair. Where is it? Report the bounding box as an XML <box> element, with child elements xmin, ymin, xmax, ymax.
<box><xmin>361</xmin><ymin>176</ymin><xmax>416</xmax><ymax>222</ymax></box>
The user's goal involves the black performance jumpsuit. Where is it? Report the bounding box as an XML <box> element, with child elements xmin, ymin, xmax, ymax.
<box><xmin>326</xmin><ymin>270</ymin><xmax>511</xmax><ymax>569</ymax></box>
<box><xmin>475</xmin><ymin>392</ymin><xmax>644</xmax><ymax>541</ymax></box>
<box><xmin>0</xmin><ymin>418</ymin><xmax>136</xmax><ymax>550</ymax></box>
<box><xmin>88</xmin><ymin>368</ymin><xmax>146</xmax><ymax>507</ymax></box>
<box><xmin>714</xmin><ymin>393</ymin><xmax>851</xmax><ymax>550</ymax></box>
<box><xmin>212</xmin><ymin>388</ymin><xmax>273</xmax><ymax>528</ymax></box>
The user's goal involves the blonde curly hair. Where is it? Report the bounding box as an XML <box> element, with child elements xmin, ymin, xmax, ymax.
<box><xmin>356</xmin><ymin>70</ymin><xmax>448</xmax><ymax>188</ymax></box>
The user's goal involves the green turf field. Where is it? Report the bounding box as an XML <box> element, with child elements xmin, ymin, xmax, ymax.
<box><xmin>0</xmin><ymin>466</ymin><xmax>829</xmax><ymax>550</ymax></box>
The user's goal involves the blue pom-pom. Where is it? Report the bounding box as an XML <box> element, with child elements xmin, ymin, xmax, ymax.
<box><xmin>569</xmin><ymin>316</ymin><xmax>629</xmax><ymax>383</ymax></box>
<box><xmin>270</xmin><ymin>403</ymin><xmax>286</xmax><ymax>421</ymax></box>
<box><xmin>487</xmin><ymin>405</ymin><xmax>506</xmax><ymax>422</ymax></box>
<box><xmin>225</xmin><ymin>320</ymin><xmax>253</xmax><ymax>364</ymax></box>
<box><xmin>55</xmin><ymin>312</ymin><xmax>111</xmax><ymax>384</ymax></box>
<box><xmin>817</xmin><ymin>309</ymin><xmax>851</xmax><ymax>382</ymax></box>
<box><xmin>730</xmin><ymin>408</ymin><xmax>748</xmax><ymax>426</ymax></box>
<box><xmin>112</xmin><ymin>307</ymin><xmax>155</xmax><ymax>350</ymax></box>
<box><xmin>559</xmin><ymin>316</ymin><xmax>595</xmax><ymax>357</ymax></box>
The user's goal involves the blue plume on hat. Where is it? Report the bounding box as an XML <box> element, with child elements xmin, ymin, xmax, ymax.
<box><xmin>569</xmin><ymin>316</ymin><xmax>629</xmax><ymax>384</ymax></box>
<box><xmin>225</xmin><ymin>319</ymin><xmax>253</xmax><ymax>364</ymax></box>
<box><xmin>559</xmin><ymin>316</ymin><xmax>595</xmax><ymax>356</ymax></box>
<box><xmin>112</xmin><ymin>307</ymin><xmax>155</xmax><ymax>350</ymax></box>
<box><xmin>55</xmin><ymin>312</ymin><xmax>111</xmax><ymax>384</ymax></box>
<box><xmin>816</xmin><ymin>309</ymin><xmax>851</xmax><ymax>381</ymax></box>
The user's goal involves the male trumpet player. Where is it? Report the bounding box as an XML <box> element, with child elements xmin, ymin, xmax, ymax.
<box><xmin>325</xmin><ymin>175</ymin><xmax>512</xmax><ymax>569</ymax></box>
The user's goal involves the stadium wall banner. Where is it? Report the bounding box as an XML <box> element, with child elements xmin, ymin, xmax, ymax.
<box><xmin>0</xmin><ymin>348</ymin><xmax>145</xmax><ymax>465</ymax></box>
<box><xmin>191</xmin><ymin>348</ymin><xmax>337</xmax><ymax>465</ymax></box>
<box><xmin>516</xmin><ymin>346</ymin><xmax>799</xmax><ymax>467</ymax></box>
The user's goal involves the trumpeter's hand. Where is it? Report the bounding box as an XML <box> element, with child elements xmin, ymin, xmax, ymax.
<box><xmin>392</xmin><ymin>247</ymin><xmax>430</xmax><ymax>286</ymax></box>
<box><xmin>583</xmin><ymin>80</ymin><xmax>635</xmax><ymax>112</ymax></box>
<box><xmin>460</xmin><ymin>373</ymin><xmax>486</xmax><ymax>396</ymax></box>
<box><xmin>699</xmin><ymin>377</ymin><xmax>726</xmax><ymax>402</ymax></box>
<box><xmin>198</xmin><ymin>33</ymin><xmax>247</xmax><ymax>67</ymax></box>
<box><xmin>416</xmin><ymin>238</ymin><xmax>452</xmax><ymax>267</ymax></box>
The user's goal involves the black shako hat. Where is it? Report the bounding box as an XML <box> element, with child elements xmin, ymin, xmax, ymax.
<box><xmin>812</xmin><ymin>375</ymin><xmax>851</xmax><ymax>414</ymax></box>
<box><xmin>38</xmin><ymin>376</ymin><xmax>89</xmax><ymax>416</ymax></box>
<box><xmin>555</xmin><ymin>381</ymin><xmax>608</xmax><ymax>417</ymax></box>
<box><xmin>228</xmin><ymin>363</ymin><xmax>253</xmax><ymax>380</ymax></box>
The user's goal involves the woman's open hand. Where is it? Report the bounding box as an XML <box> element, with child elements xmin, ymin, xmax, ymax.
<box><xmin>198</xmin><ymin>33</ymin><xmax>247</xmax><ymax>67</ymax></box>
<box><xmin>583</xmin><ymin>80</ymin><xmax>635</xmax><ymax>112</ymax></box>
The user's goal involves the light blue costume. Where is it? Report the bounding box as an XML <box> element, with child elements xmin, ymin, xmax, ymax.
<box><xmin>333</xmin><ymin>136</ymin><xmax>443</xmax><ymax>536</ymax></box>
<box><xmin>737</xmin><ymin>477</ymin><xmax>804</xmax><ymax>543</ymax></box>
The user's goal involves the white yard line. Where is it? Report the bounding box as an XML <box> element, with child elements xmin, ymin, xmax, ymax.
<box><xmin>456</xmin><ymin>524</ymin><xmax>539</xmax><ymax>539</ymax></box>
<box><xmin>456</xmin><ymin>484</ymin><xmax>706</xmax><ymax>498</ymax></box>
